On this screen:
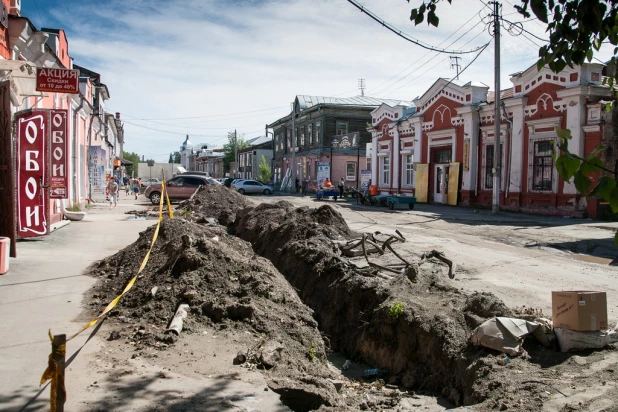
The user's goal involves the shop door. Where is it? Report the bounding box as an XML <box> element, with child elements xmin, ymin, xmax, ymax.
<box><xmin>434</xmin><ymin>164</ymin><xmax>449</xmax><ymax>204</ymax></box>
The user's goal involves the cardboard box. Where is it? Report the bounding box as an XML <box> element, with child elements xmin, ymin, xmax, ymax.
<box><xmin>552</xmin><ymin>291</ymin><xmax>607</xmax><ymax>331</ymax></box>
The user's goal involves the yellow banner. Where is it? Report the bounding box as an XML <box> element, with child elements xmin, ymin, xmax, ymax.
<box><xmin>448</xmin><ymin>162</ymin><xmax>460</xmax><ymax>206</ymax></box>
<box><xmin>415</xmin><ymin>164</ymin><xmax>429</xmax><ymax>203</ymax></box>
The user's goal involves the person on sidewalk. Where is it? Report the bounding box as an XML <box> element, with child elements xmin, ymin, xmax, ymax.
<box><xmin>338</xmin><ymin>177</ymin><xmax>345</xmax><ymax>198</ymax></box>
<box><xmin>107</xmin><ymin>179</ymin><xmax>119</xmax><ymax>209</ymax></box>
<box><xmin>124</xmin><ymin>176</ymin><xmax>131</xmax><ymax>196</ymax></box>
<box><xmin>301</xmin><ymin>178</ymin><xmax>308</xmax><ymax>197</ymax></box>
<box><xmin>132</xmin><ymin>178</ymin><xmax>141</xmax><ymax>200</ymax></box>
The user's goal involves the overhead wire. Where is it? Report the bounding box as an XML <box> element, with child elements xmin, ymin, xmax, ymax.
<box><xmin>367</xmin><ymin>6</ymin><xmax>487</xmax><ymax>96</ymax></box>
<box><xmin>375</xmin><ymin>18</ymin><xmax>489</xmax><ymax>96</ymax></box>
<box><xmin>346</xmin><ymin>0</ymin><xmax>488</xmax><ymax>54</ymax></box>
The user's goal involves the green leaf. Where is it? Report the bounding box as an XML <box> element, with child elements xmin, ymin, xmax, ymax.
<box><xmin>584</xmin><ymin>145</ymin><xmax>606</xmax><ymax>162</ymax></box>
<box><xmin>428</xmin><ymin>12</ymin><xmax>439</xmax><ymax>27</ymax></box>
<box><xmin>530</xmin><ymin>0</ymin><xmax>548</xmax><ymax>23</ymax></box>
<box><xmin>555</xmin><ymin>154</ymin><xmax>581</xmax><ymax>181</ymax></box>
<box><xmin>610</xmin><ymin>188</ymin><xmax>618</xmax><ymax>213</ymax></box>
<box><xmin>573</xmin><ymin>170</ymin><xmax>592</xmax><ymax>195</ymax></box>
<box><xmin>555</xmin><ymin>127</ymin><xmax>572</xmax><ymax>140</ymax></box>
<box><xmin>580</xmin><ymin>157</ymin><xmax>604</xmax><ymax>175</ymax></box>
<box><xmin>589</xmin><ymin>176</ymin><xmax>617</xmax><ymax>199</ymax></box>
<box><xmin>410</xmin><ymin>9</ymin><xmax>418</xmax><ymax>22</ymax></box>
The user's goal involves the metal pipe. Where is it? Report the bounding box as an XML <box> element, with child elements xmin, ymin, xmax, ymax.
<box><xmin>492</xmin><ymin>1</ymin><xmax>501</xmax><ymax>214</ymax></box>
<box><xmin>501</xmin><ymin>101</ymin><xmax>513</xmax><ymax>199</ymax></box>
<box><xmin>71</xmin><ymin>95</ymin><xmax>84</xmax><ymax>204</ymax></box>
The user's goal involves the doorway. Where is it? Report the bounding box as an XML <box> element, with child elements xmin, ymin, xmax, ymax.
<box><xmin>434</xmin><ymin>164</ymin><xmax>449</xmax><ymax>203</ymax></box>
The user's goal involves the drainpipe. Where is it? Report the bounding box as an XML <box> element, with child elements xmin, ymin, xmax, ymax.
<box><xmin>72</xmin><ymin>95</ymin><xmax>84</xmax><ymax>205</ymax></box>
<box><xmin>501</xmin><ymin>101</ymin><xmax>513</xmax><ymax>200</ymax></box>
<box><xmin>475</xmin><ymin>106</ymin><xmax>482</xmax><ymax>197</ymax></box>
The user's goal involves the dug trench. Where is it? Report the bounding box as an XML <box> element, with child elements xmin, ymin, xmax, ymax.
<box><xmin>87</xmin><ymin>185</ymin><xmax>611</xmax><ymax>411</ymax></box>
<box><xmin>172</xmin><ymin>186</ymin><xmax>526</xmax><ymax>409</ymax></box>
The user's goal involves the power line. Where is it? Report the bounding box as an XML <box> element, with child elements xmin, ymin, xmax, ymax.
<box><xmin>375</xmin><ymin>19</ymin><xmax>489</xmax><ymax>96</ymax></box>
<box><xmin>32</xmin><ymin>0</ymin><xmax>45</xmax><ymax>28</ymax></box>
<box><xmin>435</xmin><ymin>41</ymin><xmax>492</xmax><ymax>96</ymax></box>
<box><xmin>347</xmin><ymin>0</ymin><xmax>488</xmax><ymax>54</ymax></box>
<box><xmin>119</xmin><ymin>105</ymin><xmax>289</xmax><ymax>121</ymax></box>
<box><xmin>368</xmin><ymin>6</ymin><xmax>487</xmax><ymax>96</ymax></box>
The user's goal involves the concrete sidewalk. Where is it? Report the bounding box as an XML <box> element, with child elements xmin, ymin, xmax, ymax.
<box><xmin>0</xmin><ymin>197</ymin><xmax>153</xmax><ymax>411</ymax></box>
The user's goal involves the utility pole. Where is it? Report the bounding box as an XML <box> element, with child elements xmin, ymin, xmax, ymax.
<box><xmin>491</xmin><ymin>1</ymin><xmax>501</xmax><ymax>215</ymax></box>
<box><xmin>234</xmin><ymin>129</ymin><xmax>237</xmax><ymax>178</ymax></box>
<box><xmin>450</xmin><ymin>56</ymin><xmax>461</xmax><ymax>80</ymax></box>
<box><xmin>358</xmin><ymin>79</ymin><xmax>366</xmax><ymax>96</ymax></box>
<box><xmin>290</xmin><ymin>103</ymin><xmax>297</xmax><ymax>193</ymax></box>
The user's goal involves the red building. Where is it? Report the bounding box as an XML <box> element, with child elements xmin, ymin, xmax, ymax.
<box><xmin>369</xmin><ymin>62</ymin><xmax>611</xmax><ymax>216</ymax></box>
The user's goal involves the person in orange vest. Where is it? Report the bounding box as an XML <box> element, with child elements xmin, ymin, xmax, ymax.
<box><xmin>323</xmin><ymin>178</ymin><xmax>334</xmax><ymax>188</ymax></box>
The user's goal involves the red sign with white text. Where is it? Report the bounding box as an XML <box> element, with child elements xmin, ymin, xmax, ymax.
<box><xmin>16</xmin><ymin>110</ymin><xmax>49</xmax><ymax>237</ymax></box>
<box><xmin>49</xmin><ymin>109</ymin><xmax>68</xmax><ymax>198</ymax></box>
<box><xmin>36</xmin><ymin>67</ymin><xmax>79</xmax><ymax>94</ymax></box>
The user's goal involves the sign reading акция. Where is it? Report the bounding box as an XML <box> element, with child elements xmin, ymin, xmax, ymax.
<box><xmin>36</xmin><ymin>68</ymin><xmax>79</xmax><ymax>94</ymax></box>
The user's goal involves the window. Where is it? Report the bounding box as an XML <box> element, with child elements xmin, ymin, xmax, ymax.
<box><xmin>308</xmin><ymin>124</ymin><xmax>313</xmax><ymax>145</ymax></box>
<box><xmin>532</xmin><ymin>140</ymin><xmax>553</xmax><ymax>190</ymax></box>
<box><xmin>403</xmin><ymin>154</ymin><xmax>414</xmax><ymax>186</ymax></box>
<box><xmin>433</xmin><ymin>148</ymin><xmax>452</xmax><ymax>164</ymax></box>
<box><xmin>484</xmin><ymin>145</ymin><xmax>504</xmax><ymax>190</ymax></box>
<box><xmin>287</xmin><ymin>129</ymin><xmax>291</xmax><ymax>148</ymax></box>
<box><xmin>300</xmin><ymin>128</ymin><xmax>305</xmax><ymax>146</ymax></box>
<box><xmin>168</xmin><ymin>177</ymin><xmax>184</xmax><ymax>186</ymax></box>
<box><xmin>346</xmin><ymin>162</ymin><xmax>356</xmax><ymax>181</ymax></box>
<box><xmin>381</xmin><ymin>156</ymin><xmax>390</xmax><ymax>185</ymax></box>
<box><xmin>315</xmin><ymin>122</ymin><xmax>321</xmax><ymax>143</ymax></box>
<box><xmin>184</xmin><ymin>177</ymin><xmax>206</xmax><ymax>187</ymax></box>
<box><xmin>336</xmin><ymin>121</ymin><xmax>348</xmax><ymax>135</ymax></box>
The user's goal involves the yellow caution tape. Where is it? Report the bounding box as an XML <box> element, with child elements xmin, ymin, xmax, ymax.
<box><xmin>41</xmin><ymin>169</ymin><xmax>174</xmax><ymax>409</ymax></box>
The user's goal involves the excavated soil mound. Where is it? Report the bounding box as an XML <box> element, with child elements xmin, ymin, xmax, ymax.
<box><xmin>231</xmin><ymin>203</ymin><xmax>514</xmax><ymax>407</ymax></box>
<box><xmin>87</xmin><ymin>218</ymin><xmax>341</xmax><ymax>410</ymax></box>
<box><xmin>175</xmin><ymin>184</ymin><xmax>254</xmax><ymax>226</ymax></box>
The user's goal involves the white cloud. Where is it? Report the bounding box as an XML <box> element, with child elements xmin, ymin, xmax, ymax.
<box><xmin>48</xmin><ymin>0</ymin><xmax>614</xmax><ymax>160</ymax></box>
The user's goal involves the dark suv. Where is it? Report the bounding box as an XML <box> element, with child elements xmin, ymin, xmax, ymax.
<box><xmin>144</xmin><ymin>174</ymin><xmax>214</xmax><ymax>204</ymax></box>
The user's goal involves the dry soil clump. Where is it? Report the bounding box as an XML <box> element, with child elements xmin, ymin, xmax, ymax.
<box><xmin>175</xmin><ymin>184</ymin><xmax>254</xmax><ymax>227</ymax></box>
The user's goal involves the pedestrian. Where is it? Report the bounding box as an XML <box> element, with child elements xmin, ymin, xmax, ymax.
<box><xmin>132</xmin><ymin>178</ymin><xmax>140</xmax><ymax>200</ymax></box>
<box><xmin>295</xmin><ymin>178</ymin><xmax>300</xmax><ymax>193</ymax></box>
<box><xmin>124</xmin><ymin>175</ymin><xmax>131</xmax><ymax>196</ymax></box>
<box><xmin>301</xmin><ymin>178</ymin><xmax>308</xmax><ymax>197</ymax></box>
<box><xmin>107</xmin><ymin>178</ymin><xmax>119</xmax><ymax>209</ymax></box>
<box><xmin>338</xmin><ymin>177</ymin><xmax>345</xmax><ymax>198</ymax></box>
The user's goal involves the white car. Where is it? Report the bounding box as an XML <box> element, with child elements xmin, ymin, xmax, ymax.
<box><xmin>232</xmin><ymin>180</ymin><xmax>273</xmax><ymax>195</ymax></box>
<box><xmin>141</xmin><ymin>178</ymin><xmax>162</xmax><ymax>187</ymax></box>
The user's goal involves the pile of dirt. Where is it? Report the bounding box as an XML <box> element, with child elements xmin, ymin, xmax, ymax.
<box><xmin>87</xmin><ymin>218</ymin><xmax>341</xmax><ymax>410</ymax></box>
<box><xmin>175</xmin><ymin>184</ymin><xmax>254</xmax><ymax>226</ymax></box>
<box><xmin>230</xmin><ymin>202</ymin><xmax>518</xmax><ymax>407</ymax></box>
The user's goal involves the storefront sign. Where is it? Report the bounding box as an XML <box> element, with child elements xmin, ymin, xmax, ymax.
<box><xmin>36</xmin><ymin>68</ymin><xmax>79</xmax><ymax>94</ymax></box>
<box><xmin>317</xmin><ymin>162</ymin><xmax>330</xmax><ymax>186</ymax></box>
<box><xmin>463</xmin><ymin>139</ymin><xmax>470</xmax><ymax>171</ymax></box>
<box><xmin>49</xmin><ymin>110</ymin><xmax>68</xmax><ymax>198</ymax></box>
<box><xmin>90</xmin><ymin>146</ymin><xmax>106</xmax><ymax>196</ymax></box>
<box><xmin>360</xmin><ymin>170</ymin><xmax>371</xmax><ymax>189</ymax></box>
<box><xmin>331</xmin><ymin>132</ymin><xmax>359</xmax><ymax>149</ymax></box>
<box><xmin>16</xmin><ymin>110</ymin><xmax>49</xmax><ymax>237</ymax></box>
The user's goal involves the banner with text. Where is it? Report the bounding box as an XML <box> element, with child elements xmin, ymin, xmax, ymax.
<box><xmin>49</xmin><ymin>110</ymin><xmax>68</xmax><ymax>198</ymax></box>
<box><xmin>36</xmin><ymin>68</ymin><xmax>79</xmax><ymax>94</ymax></box>
<box><xmin>15</xmin><ymin>110</ymin><xmax>50</xmax><ymax>237</ymax></box>
<box><xmin>317</xmin><ymin>162</ymin><xmax>330</xmax><ymax>187</ymax></box>
<box><xmin>90</xmin><ymin>146</ymin><xmax>106</xmax><ymax>196</ymax></box>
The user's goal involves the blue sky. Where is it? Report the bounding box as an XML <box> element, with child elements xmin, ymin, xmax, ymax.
<box><xmin>20</xmin><ymin>0</ymin><xmax>616</xmax><ymax>161</ymax></box>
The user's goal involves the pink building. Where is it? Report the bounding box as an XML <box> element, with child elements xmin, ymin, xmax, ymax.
<box><xmin>369</xmin><ymin>61</ymin><xmax>611</xmax><ymax>216</ymax></box>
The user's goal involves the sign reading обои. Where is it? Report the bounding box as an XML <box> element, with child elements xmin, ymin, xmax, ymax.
<box><xmin>36</xmin><ymin>68</ymin><xmax>79</xmax><ymax>94</ymax></box>
<box><xmin>16</xmin><ymin>110</ymin><xmax>49</xmax><ymax>237</ymax></box>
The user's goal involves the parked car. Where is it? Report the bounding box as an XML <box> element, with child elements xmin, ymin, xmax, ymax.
<box><xmin>180</xmin><ymin>171</ymin><xmax>211</xmax><ymax>177</ymax></box>
<box><xmin>141</xmin><ymin>178</ymin><xmax>162</xmax><ymax>187</ymax></box>
<box><xmin>223</xmin><ymin>178</ymin><xmax>234</xmax><ymax>188</ymax></box>
<box><xmin>233</xmin><ymin>179</ymin><xmax>274</xmax><ymax>195</ymax></box>
<box><xmin>144</xmin><ymin>174</ymin><xmax>212</xmax><ymax>204</ymax></box>
<box><xmin>214</xmin><ymin>178</ymin><xmax>225</xmax><ymax>184</ymax></box>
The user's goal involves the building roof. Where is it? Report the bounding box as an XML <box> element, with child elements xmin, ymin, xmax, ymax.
<box><xmin>487</xmin><ymin>88</ymin><xmax>514</xmax><ymax>103</ymax></box>
<box><xmin>247</xmin><ymin>135</ymin><xmax>271</xmax><ymax>146</ymax></box>
<box><xmin>296</xmin><ymin>95</ymin><xmax>413</xmax><ymax>110</ymax></box>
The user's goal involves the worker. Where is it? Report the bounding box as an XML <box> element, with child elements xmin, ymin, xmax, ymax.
<box><xmin>323</xmin><ymin>178</ymin><xmax>334</xmax><ymax>188</ymax></box>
